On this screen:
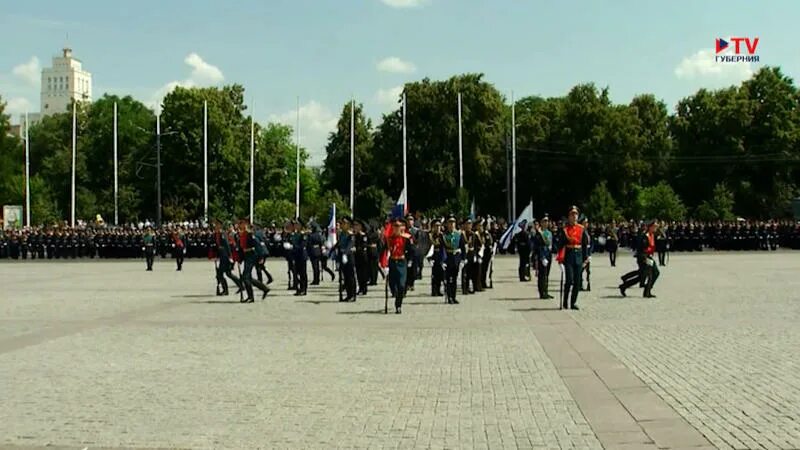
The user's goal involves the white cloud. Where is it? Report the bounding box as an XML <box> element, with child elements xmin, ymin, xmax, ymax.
<box><xmin>269</xmin><ymin>100</ymin><xmax>338</xmax><ymax>166</ymax></box>
<box><xmin>151</xmin><ymin>53</ymin><xmax>225</xmax><ymax>109</ymax></box>
<box><xmin>5</xmin><ymin>97</ymin><xmax>34</xmax><ymax>116</ymax></box>
<box><xmin>377</xmin><ymin>57</ymin><xmax>416</xmax><ymax>74</ymax></box>
<box><xmin>674</xmin><ymin>49</ymin><xmax>753</xmax><ymax>82</ymax></box>
<box><xmin>184</xmin><ymin>52</ymin><xmax>224</xmax><ymax>84</ymax></box>
<box><xmin>380</xmin><ymin>0</ymin><xmax>428</xmax><ymax>8</ymax></box>
<box><xmin>12</xmin><ymin>56</ymin><xmax>40</xmax><ymax>87</ymax></box>
<box><xmin>375</xmin><ymin>85</ymin><xmax>404</xmax><ymax>107</ymax></box>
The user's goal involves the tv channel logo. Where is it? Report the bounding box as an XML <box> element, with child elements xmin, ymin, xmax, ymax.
<box><xmin>715</xmin><ymin>37</ymin><xmax>760</xmax><ymax>63</ymax></box>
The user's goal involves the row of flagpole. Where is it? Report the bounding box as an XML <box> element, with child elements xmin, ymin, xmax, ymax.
<box><xmin>20</xmin><ymin>92</ymin><xmax>519</xmax><ymax>227</ymax></box>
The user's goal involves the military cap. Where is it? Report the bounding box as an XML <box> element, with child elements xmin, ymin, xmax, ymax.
<box><xmin>341</xmin><ymin>216</ymin><xmax>352</xmax><ymax>224</ymax></box>
<box><xmin>462</xmin><ymin>218</ymin><xmax>473</xmax><ymax>225</ymax></box>
<box><xmin>447</xmin><ymin>215</ymin><xmax>457</xmax><ymax>223</ymax></box>
<box><xmin>646</xmin><ymin>219</ymin><xmax>657</xmax><ymax>227</ymax></box>
<box><xmin>541</xmin><ymin>214</ymin><xmax>550</xmax><ymax>222</ymax></box>
<box><xmin>431</xmin><ymin>218</ymin><xmax>442</xmax><ymax>225</ymax></box>
<box><xmin>568</xmin><ymin>205</ymin><xmax>579</xmax><ymax>214</ymax></box>
<box><xmin>393</xmin><ymin>217</ymin><xmax>407</xmax><ymax>225</ymax></box>
<box><xmin>354</xmin><ymin>219</ymin><xmax>368</xmax><ymax>229</ymax></box>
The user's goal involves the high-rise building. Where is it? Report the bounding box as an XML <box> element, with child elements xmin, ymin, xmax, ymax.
<box><xmin>40</xmin><ymin>47</ymin><xmax>92</xmax><ymax>117</ymax></box>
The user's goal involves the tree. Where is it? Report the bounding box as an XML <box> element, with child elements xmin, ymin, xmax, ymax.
<box><xmin>586</xmin><ymin>181</ymin><xmax>622</xmax><ymax>223</ymax></box>
<box><xmin>322</xmin><ymin>102</ymin><xmax>373</xmax><ymax>203</ymax></box>
<box><xmin>695</xmin><ymin>183</ymin><xmax>736</xmax><ymax>221</ymax></box>
<box><xmin>633</xmin><ymin>182</ymin><xmax>687</xmax><ymax>221</ymax></box>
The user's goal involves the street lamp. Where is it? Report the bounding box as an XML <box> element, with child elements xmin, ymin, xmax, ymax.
<box><xmin>133</xmin><ymin>120</ymin><xmax>178</xmax><ymax>227</ymax></box>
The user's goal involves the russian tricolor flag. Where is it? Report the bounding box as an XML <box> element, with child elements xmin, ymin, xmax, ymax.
<box><xmin>390</xmin><ymin>187</ymin><xmax>408</xmax><ymax>219</ymax></box>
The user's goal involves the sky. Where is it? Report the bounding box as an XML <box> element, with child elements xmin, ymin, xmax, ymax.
<box><xmin>1</xmin><ymin>0</ymin><xmax>798</xmax><ymax>165</ymax></box>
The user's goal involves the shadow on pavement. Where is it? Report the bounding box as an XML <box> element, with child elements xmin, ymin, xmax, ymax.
<box><xmin>491</xmin><ymin>297</ymin><xmax>531</xmax><ymax>301</ymax></box>
<box><xmin>336</xmin><ymin>309</ymin><xmax>386</xmax><ymax>315</ymax></box>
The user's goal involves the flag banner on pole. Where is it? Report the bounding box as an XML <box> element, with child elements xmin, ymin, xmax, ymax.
<box><xmin>499</xmin><ymin>202</ymin><xmax>533</xmax><ymax>250</ymax></box>
<box><xmin>326</xmin><ymin>203</ymin><xmax>337</xmax><ymax>249</ymax></box>
<box><xmin>469</xmin><ymin>199</ymin><xmax>476</xmax><ymax>221</ymax></box>
<box><xmin>390</xmin><ymin>187</ymin><xmax>408</xmax><ymax>219</ymax></box>
<box><xmin>379</xmin><ymin>220</ymin><xmax>392</xmax><ymax>270</ymax></box>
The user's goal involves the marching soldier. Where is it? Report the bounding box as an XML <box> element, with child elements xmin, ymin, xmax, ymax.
<box><xmin>172</xmin><ymin>227</ymin><xmax>186</xmax><ymax>271</ymax></box>
<box><xmin>619</xmin><ymin>220</ymin><xmax>660</xmax><ymax>298</ymax></box>
<box><xmin>533</xmin><ymin>216</ymin><xmax>554</xmax><ymax>299</ymax></box>
<box><xmin>442</xmin><ymin>216</ymin><xmax>466</xmax><ymax>304</ymax></box>
<box><xmin>555</xmin><ymin>206</ymin><xmax>590</xmax><ymax>310</ymax></box>
<box><xmin>282</xmin><ymin>220</ymin><xmax>296</xmax><ymax>291</ymax></box>
<box><xmin>461</xmin><ymin>219</ymin><xmax>475</xmax><ymax>295</ymax></box>
<box><xmin>354</xmin><ymin>219</ymin><xmax>370</xmax><ymax>295</ymax></box>
<box><xmin>472</xmin><ymin>219</ymin><xmax>485</xmax><ymax>292</ymax></box>
<box><xmin>405</xmin><ymin>215</ymin><xmax>420</xmax><ymax>291</ymax></box>
<box><xmin>514</xmin><ymin>221</ymin><xmax>532</xmax><ymax>281</ymax></box>
<box><xmin>237</xmin><ymin>219</ymin><xmax>270</xmax><ymax>302</ymax></box>
<box><xmin>143</xmin><ymin>226</ymin><xmax>156</xmax><ymax>271</ymax></box>
<box><xmin>385</xmin><ymin>217</ymin><xmax>416</xmax><ymax>314</ymax></box>
<box><xmin>290</xmin><ymin>219</ymin><xmax>309</xmax><ymax>296</ymax></box>
<box><xmin>428</xmin><ymin>218</ymin><xmax>444</xmax><ymax>296</ymax></box>
<box><xmin>308</xmin><ymin>223</ymin><xmax>324</xmax><ymax>285</ymax></box>
<box><xmin>579</xmin><ymin>216</ymin><xmax>593</xmax><ymax>292</ymax></box>
<box><xmin>213</xmin><ymin>220</ymin><xmax>243</xmax><ymax>296</ymax></box>
<box><xmin>606</xmin><ymin>223</ymin><xmax>619</xmax><ymax>267</ymax></box>
<box><xmin>481</xmin><ymin>218</ymin><xmax>495</xmax><ymax>289</ymax></box>
<box><xmin>337</xmin><ymin>217</ymin><xmax>357</xmax><ymax>301</ymax></box>
<box><xmin>254</xmin><ymin>224</ymin><xmax>274</xmax><ymax>285</ymax></box>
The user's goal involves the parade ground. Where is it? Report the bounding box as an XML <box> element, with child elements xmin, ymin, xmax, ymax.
<box><xmin>1</xmin><ymin>253</ymin><xmax>798</xmax><ymax>450</ymax></box>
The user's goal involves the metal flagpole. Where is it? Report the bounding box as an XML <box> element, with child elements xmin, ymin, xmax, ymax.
<box><xmin>71</xmin><ymin>101</ymin><xmax>77</xmax><ymax>227</ymax></box>
<box><xmin>25</xmin><ymin>112</ymin><xmax>30</xmax><ymax>227</ymax></box>
<box><xmin>113</xmin><ymin>101</ymin><xmax>118</xmax><ymax>226</ymax></box>
<box><xmin>250</xmin><ymin>103</ymin><xmax>255</xmax><ymax>222</ymax></box>
<box><xmin>402</xmin><ymin>92</ymin><xmax>408</xmax><ymax>206</ymax></box>
<box><xmin>203</xmin><ymin>100</ymin><xmax>208</xmax><ymax>223</ymax></box>
<box><xmin>295</xmin><ymin>96</ymin><xmax>300</xmax><ymax>219</ymax></box>
<box><xmin>458</xmin><ymin>92</ymin><xmax>463</xmax><ymax>189</ymax></box>
<box><xmin>156</xmin><ymin>114</ymin><xmax>162</xmax><ymax>227</ymax></box>
<box><xmin>511</xmin><ymin>91</ymin><xmax>517</xmax><ymax>219</ymax></box>
<box><xmin>350</xmin><ymin>98</ymin><xmax>355</xmax><ymax>213</ymax></box>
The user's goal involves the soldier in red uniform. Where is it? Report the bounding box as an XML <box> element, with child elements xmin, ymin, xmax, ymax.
<box><xmin>555</xmin><ymin>206</ymin><xmax>590</xmax><ymax>310</ymax></box>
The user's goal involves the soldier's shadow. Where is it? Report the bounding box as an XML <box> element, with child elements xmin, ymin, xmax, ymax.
<box><xmin>336</xmin><ymin>309</ymin><xmax>386</xmax><ymax>315</ymax></box>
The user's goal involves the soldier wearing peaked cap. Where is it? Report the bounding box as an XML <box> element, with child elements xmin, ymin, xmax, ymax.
<box><xmin>213</xmin><ymin>219</ymin><xmax>243</xmax><ymax>296</ymax></box>
<box><xmin>555</xmin><ymin>206</ymin><xmax>590</xmax><ymax>310</ymax></box>
<box><xmin>441</xmin><ymin>215</ymin><xmax>466</xmax><ymax>304</ymax></box>
<box><xmin>405</xmin><ymin>214</ymin><xmax>420</xmax><ymax>291</ymax></box>
<box><xmin>237</xmin><ymin>219</ymin><xmax>271</xmax><ymax>302</ymax></box>
<box><xmin>353</xmin><ymin>219</ymin><xmax>370</xmax><ymax>295</ymax></box>
<box><xmin>428</xmin><ymin>218</ymin><xmax>444</xmax><ymax>297</ymax></box>
<box><xmin>290</xmin><ymin>218</ymin><xmax>309</xmax><ymax>296</ymax></box>
<box><xmin>532</xmin><ymin>215</ymin><xmax>554</xmax><ymax>299</ymax></box>
<box><xmin>386</xmin><ymin>217</ymin><xmax>416</xmax><ymax>314</ymax></box>
<box><xmin>336</xmin><ymin>217</ymin><xmax>357</xmax><ymax>301</ymax></box>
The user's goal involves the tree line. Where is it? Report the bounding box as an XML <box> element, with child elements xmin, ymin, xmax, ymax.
<box><xmin>1</xmin><ymin>67</ymin><xmax>798</xmax><ymax>226</ymax></box>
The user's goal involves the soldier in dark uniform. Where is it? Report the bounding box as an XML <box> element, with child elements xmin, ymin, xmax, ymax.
<box><xmin>481</xmin><ymin>218</ymin><xmax>495</xmax><ymax>289</ymax></box>
<box><xmin>143</xmin><ymin>226</ymin><xmax>156</xmax><ymax>271</ymax></box>
<box><xmin>353</xmin><ymin>219</ymin><xmax>370</xmax><ymax>295</ymax></box>
<box><xmin>307</xmin><ymin>223</ymin><xmax>324</xmax><ymax>285</ymax></box>
<box><xmin>367</xmin><ymin>222</ymin><xmax>381</xmax><ymax>286</ymax></box>
<box><xmin>237</xmin><ymin>220</ymin><xmax>270</xmax><ymax>302</ymax></box>
<box><xmin>619</xmin><ymin>219</ymin><xmax>660</xmax><ymax>298</ymax></box>
<box><xmin>254</xmin><ymin>224</ymin><xmax>274</xmax><ymax>285</ymax></box>
<box><xmin>461</xmin><ymin>219</ymin><xmax>475</xmax><ymax>295</ymax></box>
<box><xmin>514</xmin><ymin>221</ymin><xmax>532</xmax><ymax>281</ymax></box>
<box><xmin>442</xmin><ymin>216</ymin><xmax>466</xmax><ymax>304</ymax></box>
<box><xmin>532</xmin><ymin>216</ymin><xmax>554</xmax><ymax>299</ymax></box>
<box><xmin>606</xmin><ymin>223</ymin><xmax>618</xmax><ymax>267</ymax></box>
<box><xmin>579</xmin><ymin>216</ymin><xmax>593</xmax><ymax>292</ymax></box>
<box><xmin>282</xmin><ymin>220</ymin><xmax>296</xmax><ymax>291</ymax></box>
<box><xmin>428</xmin><ymin>218</ymin><xmax>444</xmax><ymax>297</ymax></box>
<box><xmin>336</xmin><ymin>217</ymin><xmax>357</xmax><ymax>301</ymax></box>
<box><xmin>172</xmin><ymin>227</ymin><xmax>186</xmax><ymax>271</ymax></box>
<box><xmin>405</xmin><ymin>215</ymin><xmax>420</xmax><ymax>291</ymax></box>
<box><xmin>656</xmin><ymin>221</ymin><xmax>668</xmax><ymax>266</ymax></box>
<box><xmin>290</xmin><ymin>219</ymin><xmax>309</xmax><ymax>296</ymax></box>
<box><xmin>213</xmin><ymin>220</ymin><xmax>242</xmax><ymax>295</ymax></box>
<box><xmin>416</xmin><ymin>218</ymin><xmax>431</xmax><ymax>281</ymax></box>
<box><xmin>472</xmin><ymin>219</ymin><xmax>485</xmax><ymax>292</ymax></box>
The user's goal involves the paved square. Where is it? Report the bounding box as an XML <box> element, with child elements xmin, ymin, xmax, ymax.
<box><xmin>0</xmin><ymin>252</ymin><xmax>798</xmax><ymax>449</ymax></box>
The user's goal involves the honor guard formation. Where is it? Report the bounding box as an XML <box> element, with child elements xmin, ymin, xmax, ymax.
<box><xmin>2</xmin><ymin>209</ymin><xmax>799</xmax><ymax>312</ymax></box>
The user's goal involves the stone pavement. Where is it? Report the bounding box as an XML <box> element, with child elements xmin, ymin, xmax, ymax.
<box><xmin>0</xmin><ymin>252</ymin><xmax>797</xmax><ymax>449</ymax></box>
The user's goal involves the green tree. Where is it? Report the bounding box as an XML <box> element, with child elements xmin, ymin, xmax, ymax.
<box><xmin>322</xmin><ymin>101</ymin><xmax>373</xmax><ymax>204</ymax></box>
<box><xmin>633</xmin><ymin>182</ymin><xmax>687</xmax><ymax>221</ymax></box>
<box><xmin>695</xmin><ymin>183</ymin><xmax>736</xmax><ymax>221</ymax></box>
<box><xmin>586</xmin><ymin>181</ymin><xmax>622</xmax><ymax>223</ymax></box>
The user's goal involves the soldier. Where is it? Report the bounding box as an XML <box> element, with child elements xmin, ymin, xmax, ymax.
<box><xmin>213</xmin><ymin>220</ymin><xmax>242</xmax><ymax>296</ymax></box>
<box><xmin>143</xmin><ymin>226</ymin><xmax>156</xmax><ymax>271</ymax></box>
<box><xmin>533</xmin><ymin>216</ymin><xmax>554</xmax><ymax>299</ymax></box>
<box><xmin>555</xmin><ymin>206</ymin><xmax>590</xmax><ymax>310</ymax></box>
<box><xmin>336</xmin><ymin>217</ymin><xmax>357</xmax><ymax>301</ymax></box>
<box><xmin>416</xmin><ymin>218</ymin><xmax>431</xmax><ymax>281</ymax></box>
<box><xmin>405</xmin><ymin>215</ymin><xmax>420</xmax><ymax>291</ymax></box>
<box><xmin>385</xmin><ymin>217</ymin><xmax>416</xmax><ymax>314</ymax></box>
<box><xmin>619</xmin><ymin>219</ymin><xmax>660</xmax><ymax>298</ymax></box>
<box><xmin>442</xmin><ymin>216</ymin><xmax>466</xmax><ymax>304</ymax></box>
<box><xmin>656</xmin><ymin>221</ymin><xmax>668</xmax><ymax>266</ymax></box>
<box><xmin>472</xmin><ymin>219</ymin><xmax>485</xmax><ymax>292</ymax></box>
<box><xmin>354</xmin><ymin>219</ymin><xmax>370</xmax><ymax>296</ymax></box>
<box><xmin>237</xmin><ymin>220</ymin><xmax>270</xmax><ymax>302</ymax></box>
<box><xmin>290</xmin><ymin>219</ymin><xmax>309</xmax><ymax>296</ymax></box>
<box><xmin>606</xmin><ymin>223</ymin><xmax>619</xmax><ymax>267</ymax></box>
<box><xmin>461</xmin><ymin>219</ymin><xmax>475</xmax><ymax>295</ymax></box>
<box><xmin>254</xmin><ymin>224</ymin><xmax>274</xmax><ymax>285</ymax></box>
<box><xmin>428</xmin><ymin>218</ymin><xmax>444</xmax><ymax>297</ymax></box>
<box><xmin>514</xmin><ymin>221</ymin><xmax>532</xmax><ymax>281</ymax></box>
<box><xmin>481</xmin><ymin>218</ymin><xmax>495</xmax><ymax>289</ymax></box>
<box><xmin>172</xmin><ymin>227</ymin><xmax>186</xmax><ymax>271</ymax></box>
<box><xmin>307</xmin><ymin>222</ymin><xmax>324</xmax><ymax>285</ymax></box>
<box><xmin>579</xmin><ymin>216</ymin><xmax>593</xmax><ymax>292</ymax></box>
<box><xmin>282</xmin><ymin>220</ymin><xmax>296</xmax><ymax>291</ymax></box>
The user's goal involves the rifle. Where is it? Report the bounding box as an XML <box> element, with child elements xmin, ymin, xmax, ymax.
<box><xmin>442</xmin><ymin>263</ymin><xmax>449</xmax><ymax>303</ymax></box>
<box><xmin>559</xmin><ymin>264</ymin><xmax>564</xmax><ymax>310</ymax></box>
<box><xmin>338</xmin><ymin>252</ymin><xmax>344</xmax><ymax>302</ymax></box>
<box><xmin>488</xmin><ymin>243</ymin><xmax>497</xmax><ymax>288</ymax></box>
<box><xmin>214</xmin><ymin>259</ymin><xmax>221</xmax><ymax>295</ymax></box>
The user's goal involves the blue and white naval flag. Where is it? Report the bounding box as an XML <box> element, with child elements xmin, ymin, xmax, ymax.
<box><xmin>469</xmin><ymin>199</ymin><xmax>476</xmax><ymax>221</ymax></box>
<box><xmin>499</xmin><ymin>202</ymin><xmax>533</xmax><ymax>250</ymax></box>
<box><xmin>390</xmin><ymin>187</ymin><xmax>408</xmax><ymax>219</ymax></box>
<box><xmin>326</xmin><ymin>203</ymin><xmax>337</xmax><ymax>249</ymax></box>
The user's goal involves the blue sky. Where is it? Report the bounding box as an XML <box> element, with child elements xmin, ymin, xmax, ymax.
<box><xmin>1</xmin><ymin>0</ymin><xmax>797</xmax><ymax>164</ymax></box>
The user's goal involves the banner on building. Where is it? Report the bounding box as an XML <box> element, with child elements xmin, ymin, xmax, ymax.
<box><xmin>2</xmin><ymin>205</ymin><xmax>23</xmax><ymax>230</ymax></box>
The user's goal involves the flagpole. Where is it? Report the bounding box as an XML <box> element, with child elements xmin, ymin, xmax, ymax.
<box><xmin>458</xmin><ymin>92</ymin><xmax>463</xmax><ymax>189</ymax></box>
<box><xmin>249</xmin><ymin>102</ymin><xmax>255</xmax><ymax>222</ymax></box>
<box><xmin>113</xmin><ymin>101</ymin><xmax>118</xmax><ymax>226</ymax></box>
<box><xmin>203</xmin><ymin>100</ymin><xmax>208</xmax><ymax>223</ymax></box>
<box><xmin>402</xmin><ymin>92</ymin><xmax>408</xmax><ymax>207</ymax></box>
<box><xmin>511</xmin><ymin>91</ymin><xmax>517</xmax><ymax>220</ymax></box>
<box><xmin>71</xmin><ymin>101</ymin><xmax>76</xmax><ymax>227</ymax></box>
<box><xmin>295</xmin><ymin>96</ymin><xmax>300</xmax><ymax>219</ymax></box>
<box><xmin>350</xmin><ymin>98</ymin><xmax>355</xmax><ymax>213</ymax></box>
<box><xmin>24</xmin><ymin>112</ymin><xmax>30</xmax><ymax>227</ymax></box>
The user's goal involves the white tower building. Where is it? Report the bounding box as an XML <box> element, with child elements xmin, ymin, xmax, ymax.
<box><xmin>40</xmin><ymin>47</ymin><xmax>92</xmax><ymax>117</ymax></box>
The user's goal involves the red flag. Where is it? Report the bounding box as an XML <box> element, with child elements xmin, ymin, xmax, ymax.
<box><xmin>379</xmin><ymin>221</ymin><xmax>392</xmax><ymax>269</ymax></box>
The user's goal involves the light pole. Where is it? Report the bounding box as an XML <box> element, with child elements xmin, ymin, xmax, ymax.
<box><xmin>134</xmin><ymin>118</ymin><xmax>177</xmax><ymax>227</ymax></box>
